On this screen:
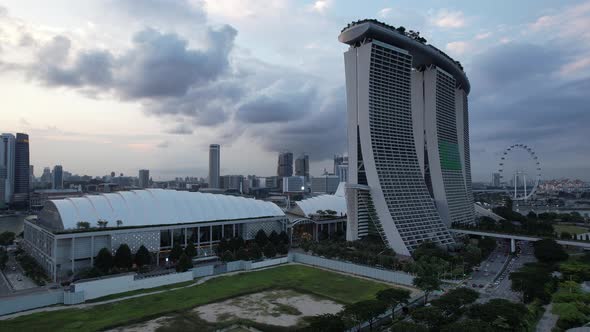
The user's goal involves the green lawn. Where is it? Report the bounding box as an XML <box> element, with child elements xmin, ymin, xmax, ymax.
<box><xmin>86</xmin><ymin>279</ymin><xmax>197</xmax><ymax>303</ymax></box>
<box><xmin>0</xmin><ymin>265</ymin><xmax>392</xmax><ymax>332</ymax></box>
<box><xmin>554</xmin><ymin>224</ymin><xmax>589</xmax><ymax>235</ymax></box>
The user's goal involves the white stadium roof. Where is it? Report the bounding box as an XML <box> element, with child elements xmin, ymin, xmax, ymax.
<box><xmin>41</xmin><ymin>189</ymin><xmax>285</xmax><ymax>230</ymax></box>
<box><xmin>292</xmin><ymin>183</ymin><xmax>347</xmax><ymax>218</ymax></box>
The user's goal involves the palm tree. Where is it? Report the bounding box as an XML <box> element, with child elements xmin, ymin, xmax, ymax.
<box><xmin>116</xmin><ymin>220</ymin><xmax>123</xmax><ymax>227</ymax></box>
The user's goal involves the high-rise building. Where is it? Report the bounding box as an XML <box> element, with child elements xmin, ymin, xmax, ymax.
<box><xmin>209</xmin><ymin>144</ymin><xmax>220</xmax><ymax>189</ymax></box>
<box><xmin>294</xmin><ymin>154</ymin><xmax>310</xmax><ymax>183</ymax></box>
<box><xmin>220</xmin><ymin>175</ymin><xmax>243</xmax><ymax>191</ymax></box>
<box><xmin>311</xmin><ymin>175</ymin><xmax>340</xmax><ymax>194</ymax></box>
<box><xmin>333</xmin><ymin>155</ymin><xmax>348</xmax><ymax>175</ymax></box>
<box><xmin>13</xmin><ymin>133</ymin><xmax>30</xmax><ymax>206</ymax></box>
<box><xmin>0</xmin><ymin>134</ymin><xmax>15</xmax><ymax>204</ymax></box>
<box><xmin>29</xmin><ymin>165</ymin><xmax>34</xmax><ymax>190</ymax></box>
<box><xmin>277</xmin><ymin>152</ymin><xmax>293</xmax><ymax>178</ymax></box>
<box><xmin>52</xmin><ymin>165</ymin><xmax>63</xmax><ymax>189</ymax></box>
<box><xmin>283</xmin><ymin>176</ymin><xmax>306</xmax><ymax>193</ymax></box>
<box><xmin>336</xmin><ymin>164</ymin><xmax>349</xmax><ymax>183</ymax></box>
<box><xmin>492</xmin><ymin>172</ymin><xmax>501</xmax><ymax>187</ymax></box>
<box><xmin>138</xmin><ymin>169</ymin><xmax>150</xmax><ymax>188</ymax></box>
<box><xmin>41</xmin><ymin>167</ymin><xmax>52</xmax><ymax>184</ymax></box>
<box><xmin>340</xmin><ymin>20</ymin><xmax>474</xmax><ymax>255</ymax></box>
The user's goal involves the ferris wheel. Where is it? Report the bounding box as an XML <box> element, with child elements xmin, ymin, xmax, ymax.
<box><xmin>498</xmin><ymin>144</ymin><xmax>541</xmax><ymax>201</ymax></box>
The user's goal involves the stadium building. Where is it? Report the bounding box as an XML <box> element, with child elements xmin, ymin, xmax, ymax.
<box><xmin>23</xmin><ymin>189</ymin><xmax>287</xmax><ymax>281</ymax></box>
<box><xmin>340</xmin><ymin>20</ymin><xmax>475</xmax><ymax>256</ymax></box>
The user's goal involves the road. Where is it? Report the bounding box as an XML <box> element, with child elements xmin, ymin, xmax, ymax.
<box><xmin>3</xmin><ymin>255</ymin><xmax>37</xmax><ymax>291</ymax></box>
<box><xmin>477</xmin><ymin>240</ymin><xmax>536</xmax><ymax>303</ymax></box>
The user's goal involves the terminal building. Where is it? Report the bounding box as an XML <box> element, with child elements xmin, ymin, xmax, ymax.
<box><xmin>340</xmin><ymin>20</ymin><xmax>475</xmax><ymax>256</ymax></box>
<box><xmin>23</xmin><ymin>189</ymin><xmax>287</xmax><ymax>281</ymax></box>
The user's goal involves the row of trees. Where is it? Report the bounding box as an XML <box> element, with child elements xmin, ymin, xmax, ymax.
<box><xmin>76</xmin><ymin>219</ymin><xmax>124</xmax><ymax>230</ymax></box>
<box><xmin>217</xmin><ymin>230</ymin><xmax>290</xmax><ymax>262</ymax></box>
<box><xmin>306</xmin><ymin>287</ymin><xmax>412</xmax><ymax>331</ymax></box>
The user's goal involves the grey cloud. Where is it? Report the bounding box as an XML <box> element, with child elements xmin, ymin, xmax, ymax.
<box><xmin>469</xmin><ymin>42</ymin><xmax>590</xmax><ymax>180</ymax></box>
<box><xmin>237</xmin><ymin>90</ymin><xmax>314</xmax><ymax>124</ymax></box>
<box><xmin>165</xmin><ymin>123</ymin><xmax>193</xmax><ymax>135</ymax></box>
<box><xmin>110</xmin><ymin>0</ymin><xmax>205</xmax><ymax>24</ymax></box>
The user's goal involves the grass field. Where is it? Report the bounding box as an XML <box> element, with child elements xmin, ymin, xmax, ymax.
<box><xmin>0</xmin><ymin>265</ymin><xmax>392</xmax><ymax>332</ymax></box>
<box><xmin>554</xmin><ymin>224</ymin><xmax>589</xmax><ymax>235</ymax></box>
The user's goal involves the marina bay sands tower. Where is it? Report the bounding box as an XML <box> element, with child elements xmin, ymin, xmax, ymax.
<box><xmin>340</xmin><ymin>20</ymin><xmax>475</xmax><ymax>256</ymax></box>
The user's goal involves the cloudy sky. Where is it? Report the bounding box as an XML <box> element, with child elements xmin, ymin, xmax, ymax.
<box><xmin>1</xmin><ymin>0</ymin><xmax>589</xmax><ymax>181</ymax></box>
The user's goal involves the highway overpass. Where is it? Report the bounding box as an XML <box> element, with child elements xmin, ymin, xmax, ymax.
<box><xmin>450</xmin><ymin>228</ymin><xmax>590</xmax><ymax>251</ymax></box>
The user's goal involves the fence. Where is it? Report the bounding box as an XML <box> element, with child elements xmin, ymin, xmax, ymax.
<box><xmin>0</xmin><ymin>290</ymin><xmax>64</xmax><ymax>316</ymax></box>
<box><xmin>1</xmin><ymin>253</ymin><xmax>412</xmax><ymax>317</ymax></box>
<box><xmin>291</xmin><ymin>252</ymin><xmax>415</xmax><ymax>286</ymax></box>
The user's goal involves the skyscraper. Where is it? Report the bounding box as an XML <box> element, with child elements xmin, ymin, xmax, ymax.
<box><xmin>277</xmin><ymin>152</ymin><xmax>293</xmax><ymax>177</ymax></box>
<box><xmin>13</xmin><ymin>133</ymin><xmax>30</xmax><ymax>207</ymax></box>
<box><xmin>41</xmin><ymin>167</ymin><xmax>52</xmax><ymax>184</ymax></box>
<box><xmin>294</xmin><ymin>154</ymin><xmax>310</xmax><ymax>182</ymax></box>
<box><xmin>209</xmin><ymin>144</ymin><xmax>220</xmax><ymax>188</ymax></box>
<box><xmin>0</xmin><ymin>134</ymin><xmax>15</xmax><ymax>205</ymax></box>
<box><xmin>340</xmin><ymin>20</ymin><xmax>474</xmax><ymax>255</ymax></box>
<box><xmin>138</xmin><ymin>169</ymin><xmax>150</xmax><ymax>189</ymax></box>
<box><xmin>52</xmin><ymin>165</ymin><xmax>63</xmax><ymax>189</ymax></box>
<box><xmin>492</xmin><ymin>172</ymin><xmax>501</xmax><ymax>187</ymax></box>
<box><xmin>29</xmin><ymin>165</ymin><xmax>34</xmax><ymax>190</ymax></box>
<box><xmin>333</xmin><ymin>155</ymin><xmax>348</xmax><ymax>174</ymax></box>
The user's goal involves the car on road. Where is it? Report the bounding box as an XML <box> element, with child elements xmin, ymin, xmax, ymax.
<box><xmin>17</xmin><ymin>276</ymin><xmax>22</xmax><ymax>281</ymax></box>
<box><xmin>478</xmin><ymin>284</ymin><xmax>484</xmax><ymax>288</ymax></box>
<box><xmin>472</xmin><ymin>283</ymin><xmax>477</xmax><ymax>287</ymax></box>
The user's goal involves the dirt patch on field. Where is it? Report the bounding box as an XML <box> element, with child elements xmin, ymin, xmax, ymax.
<box><xmin>195</xmin><ymin>289</ymin><xmax>343</xmax><ymax>327</ymax></box>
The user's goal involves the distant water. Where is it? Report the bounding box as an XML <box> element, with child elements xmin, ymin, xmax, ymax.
<box><xmin>0</xmin><ymin>215</ymin><xmax>25</xmax><ymax>234</ymax></box>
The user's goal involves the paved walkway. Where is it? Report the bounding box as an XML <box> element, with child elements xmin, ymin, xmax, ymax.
<box><xmin>536</xmin><ymin>303</ymin><xmax>558</xmax><ymax>332</ymax></box>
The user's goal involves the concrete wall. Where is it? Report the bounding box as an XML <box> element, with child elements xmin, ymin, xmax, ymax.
<box><xmin>250</xmin><ymin>257</ymin><xmax>289</xmax><ymax>270</ymax></box>
<box><xmin>192</xmin><ymin>265</ymin><xmax>214</xmax><ymax>278</ymax></box>
<box><xmin>291</xmin><ymin>253</ymin><xmax>414</xmax><ymax>286</ymax></box>
<box><xmin>75</xmin><ymin>271</ymin><xmax>194</xmax><ymax>300</ymax></box>
<box><xmin>0</xmin><ymin>291</ymin><xmax>64</xmax><ymax>316</ymax></box>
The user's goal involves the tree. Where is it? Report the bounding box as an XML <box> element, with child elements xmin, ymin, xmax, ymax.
<box><xmin>410</xmin><ymin>306</ymin><xmax>447</xmax><ymax>330</ymax></box>
<box><xmin>94</xmin><ymin>247</ymin><xmax>113</xmax><ymax>273</ymax></box>
<box><xmin>440</xmin><ymin>319</ymin><xmax>494</xmax><ymax>332</ymax></box>
<box><xmin>0</xmin><ymin>231</ymin><xmax>15</xmax><ymax>246</ymax></box>
<box><xmin>114</xmin><ymin>244</ymin><xmax>133</xmax><ymax>269</ymax></box>
<box><xmin>269</xmin><ymin>230</ymin><xmax>281</xmax><ymax>245</ymax></box>
<box><xmin>279</xmin><ymin>231</ymin><xmax>289</xmax><ymax>245</ymax></box>
<box><xmin>0</xmin><ymin>248</ymin><xmax>8</xmax><ymax>270</ymax></box>
<box><xmin>76</xmin><ymin>222</ymin><xmax>90</xmax><ymax>230</ymax></box>
<box><xmin>463</xmin><ymin>245</ymin><xmax>482</xmax><ymax>266</ymax></box>
<box><xmin>248</xmin><ymin>243</ymin><xmax>262</xmax><ymax>260</ymax></box>
<box><xmin>276</xmin><ymin>242</ymin><xmax>288</xmax><ymax>255</ymax></box>
<box><xmin>413</xmin><ymin>274</ymin><xmax>440</xmax><ymax>305</ymax></box>
<box><xmin>116</xmin><ymin>219</ymin><xmax>123</xmax><ymax>227</ymax></box>
<box><xmin>229</xmin><ymin>236</ymin><xmax>245</xmax><ymax>252</ymax></box>
<box><xmin>97</xmin><ymin>220</ymin><xmax>108</xmax><ymax>228</ymax></box>
<box><xmin>306</xmin><ymin>313</ymin><xmax>346</xmax><ymax>331</ymax></box>
<box><xmin>134</xmin><ymin>245</ymin><xmax>151</xmax><ymax>268</ymax></box>
<box><xmin>343</xmin><ymin>300</ymin><xmax>387</xmax><ymax>331</ymax></box>
<box><xmin>376</xmin><ymin>288</ymin><xmax>411</xmax><ymax>320</ymax></box>
<box><xmin>169</xmin><ymin>243</ymin><xmax>184</xmax><ymax>262</ymax></box>
<box><xmin>217</xmin><ymin>238</ymin><xmax>229</xmax><ymax>255</ymax></box>
<box><xmin>255</xmin><ymin>229</ymin><xmax>269</xmax><ymax>247</ymax></box>
<box><xmin>235</xmin><ymin>247</ymin><xmax>249</xmax><ymax>261</ymax></box>
<box><xmin>467</xmin><ymin>299</ymin><xmax>528</xmax><ymax>331</ymax></box>
<box><xmin>185</xmin><ymin>242</ymin><xmax>197</xmax><ymax>258</ymax></box>
<box><xmin>533</xmin><ymin>239</ymin><xmax>568</xmax><ymax>263</ymax></box>
<box><xmin>561</xmin><ymin>231</ymin><xmax>572</xmax><ymax>240</ymax></box>
<box><xmin>176</xmin><ymin>253</ymin><xmax>193</xmax><ymax>272</ymax></box>
<box><xmin>221</xmin><ymin>250</ymin><xmax>234</xmax><ymax>262</ymax></box>
<box><xmin>431</xmin><ymin>287</ymin><xmax>479</xmax><ymax>316</ymax></box>
<box><xmin>263</xmin><ymin>242</ymin><xmax>277</xmax><ymax>258</ymax></box>
<box><xmin>477</xmin><ymin>237</ymin><xmax>496</xmax><ymax>258</ymax></box>
<box><xmin>391</xmin><ymin>321</ymin><xmax>428</xmax><ymax>332</ymax></box>
<box><xmin>509</xmin><ymin>263</ymin><xmax>553</xmax><ymax>303</ymax></box>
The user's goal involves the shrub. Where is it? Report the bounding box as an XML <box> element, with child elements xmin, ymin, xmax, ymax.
<box><xmin>263</xmin><ymin>243</ymin><xmax>277</xmax><ymax>258</ymax></box>
<box><xmin>185</xmin><ymin>242</ymin><xmax>197</xmax><ymax>258</ymax></box>
<box><xmin>0</xmin><ymin>231</ymin><xmax>15</xmax><ymax>245</ymax></box>
<box><xmin>221</xmin><ymin>250</ymin><xmax>234</xmax><ymax>262</ymax></box>
<box><xmin>134</xmin><ymin>245</ymin><xmax>151</xmax><ymax>268</ymax></box>
<box><xmin>114</xmin><ymin>244</ymin><xmax>133</xmax><ymax>269</ymax></box>
<box><xmin>95</xmin><ymin>247</ymin><xmax>113</xmax><ymax>273</ymax></box>
<box><xmin>176</xmin><ymin>253</ymin><xmax>193</xmax><ymax>272</ymax></box>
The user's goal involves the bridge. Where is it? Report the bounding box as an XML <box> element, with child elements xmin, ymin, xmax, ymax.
<box><xmin>450</xmin><ymin>228</ymin><xmax>590</xmax><ymax>252</ymax></box>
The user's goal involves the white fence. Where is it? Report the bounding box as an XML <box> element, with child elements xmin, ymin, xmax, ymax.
<box><xmin>1</xmin><ymin>253</ymin><xmax>413</xmax><ymax>317</ymax></box>
<box><xmin>75</xmin><ymin>271</ymin><xmax>194</xmax><ymax>300</ymax></box>
<box><xmin>291</xmin><ymin>252</ymin><xmax>415</xmax><ymax>286</ymax></box>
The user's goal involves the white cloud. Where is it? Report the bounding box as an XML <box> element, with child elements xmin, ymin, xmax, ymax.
<box><xmin>475</xmin><ymin>32</ymin><xmax>492</xmax><ymax>40</ymax></box>
<box><xmin>378</xmin><ymin>8</ymin><xmax>392</xmax><ymax>18</ymax></box>
<box><xmin>560</xmin><ymin>57</ymin><xmax>590</xmax><ymax>77</ymax></box>
<box><xmin>309</xmin><ymin>0</ymin><xmax>332</xmax><ymax>14</ymax></box>
<box><xmin>430</xmin><ymin>9</ymin><xmax>466</xmax><ymax>28</ymax></box>
<box><xmin>446</xmin><ymin>41</ymin><xmax>469</xmax><ymax>55</ymax></box>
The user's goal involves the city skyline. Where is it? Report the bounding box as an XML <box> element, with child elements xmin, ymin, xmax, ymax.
<box><xmin>1</xmin><ymin>1</ymin><xmax>590</xmax><ymax>181</ymax></box>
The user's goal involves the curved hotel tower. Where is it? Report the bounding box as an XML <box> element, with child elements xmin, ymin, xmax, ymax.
<box><xmin>340</xmin><ymin>20</ymin><xmax>474</xmax><ymax>256</ymax></box>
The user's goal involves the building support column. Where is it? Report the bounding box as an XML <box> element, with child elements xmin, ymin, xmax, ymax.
<box><xmin>71</xmin><ymin>237</ymin><xmax>75</xmax><ymax>274</ymax></box>
<box><xmin>90</xmin><ymin>236</ymin><xmax>94</xmax><ymax>267</ymax></box>
<box><xmin>510</xmin><ymin>238</ymin><xmax>516</xmax><ymax>253</ymax></box>
<box><xmin>184</xmin><ymin>228</ymin><xmax>188</xmax><ymax>247</ymax></box>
